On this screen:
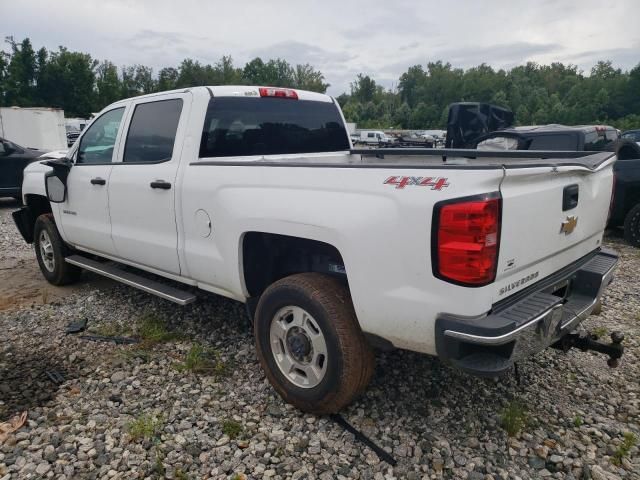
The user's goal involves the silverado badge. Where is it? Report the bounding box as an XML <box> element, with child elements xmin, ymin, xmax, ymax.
<box><xmin>560</xmin><ymin>215</ymin><xmax>578</xmax><ymax>235</ymax></box>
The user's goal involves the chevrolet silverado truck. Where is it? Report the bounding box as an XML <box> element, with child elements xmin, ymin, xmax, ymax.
<box><xmin>12</xmin><ymin>86</ymin><xmax>621</xmax><ymax>413</ymax></box>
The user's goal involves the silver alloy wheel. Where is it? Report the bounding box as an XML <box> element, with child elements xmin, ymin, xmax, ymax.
<box><xmin>269</xmin><ymin>306</ymin><xmax>328</xmax><ymax>389</ymax></box>
<box><xmin>39</xmin><ymin>230</ymin><xmax>55</xmax><ymax>272</ymax></box>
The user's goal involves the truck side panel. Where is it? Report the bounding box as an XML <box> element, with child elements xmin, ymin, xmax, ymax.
<box><xmin>180</xmin><ymin>158</ymin><xmax>505</xmax><ymax>354</ymax></box>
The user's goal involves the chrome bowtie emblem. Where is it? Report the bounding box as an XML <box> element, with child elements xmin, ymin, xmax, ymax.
<box><xmin>560</xmin><ymin>216</ymin><xmax>578</xmax><ymax>235</ymax></box>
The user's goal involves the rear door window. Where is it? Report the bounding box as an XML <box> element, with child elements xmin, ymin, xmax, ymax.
<box><xmin>123</xmin><ymin>99</ymin><xmax>183</xmax><ymax>163</ymax></box>
<box><xmin>199</xmin><ymin>97</ymin><xmax>349</xmax><ymax>157</ymax></box>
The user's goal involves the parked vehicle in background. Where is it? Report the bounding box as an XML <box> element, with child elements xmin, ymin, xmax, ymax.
<box><xmin>446</xmin><ymin>102</ymin><xmax>640</xmax><ymax>247</ymax></box>
<box><xmin>14</xmin><ymin>86</ymin><xmax>620</xmax><ymax>413</ymax></box>
<box><xmin>65</xmin><ymin>126</ymin><xmax>81</xmax><ymax>147</ymax></box>
<box><xmin>0</xmin><ymin>107</ymin><xmax>67</xmax><ymax>151</ymax></box>
<box><xmin>622</xmin><ymin>129</ymin><xmax>640</xmax><ymax>146</ymax></box>
<box><xmin>353</xmin><ymin>130</ymin><xmax>394</xmax><ymax>145</ymax></box>
<box><xmin>0</xmin><ymin>137</ymin><xmax>54</xmax><ymax>199</ymax></box>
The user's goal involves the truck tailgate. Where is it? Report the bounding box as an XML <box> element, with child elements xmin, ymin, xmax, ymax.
<box><xmin>494</xmin><ymin>157</ymin><xmax>615</xmax><ymax>303</ymax></box>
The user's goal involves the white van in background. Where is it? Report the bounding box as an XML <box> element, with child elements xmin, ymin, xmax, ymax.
<box><xmin>352</xmin><ymin>130</ymin><xmax>394</xmax><ymax>145</ymax></box>
<box><xmin>0</xmin><ymin>107</ymin><xmax>67</xmax><ymax>151</ymax></box>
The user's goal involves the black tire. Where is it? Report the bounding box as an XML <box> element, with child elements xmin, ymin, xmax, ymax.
<box><xmin>254</xmin><ymin>273</ymin><xmax>374</xmax><ymax>414</ymax></box>
<box><xmin>623</xmin><ymin>203</ymin><xmax>640</xmax><ymax>247</ymax></box>
<box><xmin>34</xmin><ymin>214</ymin><xmax>81</xmax><ymax>285</ymax></box>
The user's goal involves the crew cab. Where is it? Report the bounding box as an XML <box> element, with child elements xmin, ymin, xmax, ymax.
<box><xmin>13</xmin><ymin>86</ymin><xmax>619</xmax><ymax>413</ymax></box>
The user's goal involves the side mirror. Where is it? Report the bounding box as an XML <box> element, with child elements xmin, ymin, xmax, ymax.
<box><xmin>43</xmin><ymin>158</ymin><xmax>72</xmax><ymax>203</ymax></box>
<box><xmin>45</xmin><ymin>173</ymin><xmax>67</xmax><ymax>203</ymax></box>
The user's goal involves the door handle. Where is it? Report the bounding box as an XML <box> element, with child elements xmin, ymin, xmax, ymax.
<box><xmin>150</xmin><ymin>180</ymin><xmax>171</xmax><ymax>190</ymax></box>
<box><xmin>90</xmin><ymin>177</ymin><xmax>106</xmax><ymax>185</ymax></box>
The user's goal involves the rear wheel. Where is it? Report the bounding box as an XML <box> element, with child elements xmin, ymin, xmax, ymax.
<box><xmin>623</xmin><ymin>203</ymin><xmax>640</xmax><ymax>247</ymax></box>
<box><xmin>34</xmin><ymin>214</ymin><xmax>81</xmax><ymax>285</ymax></box>
<box><xmin>254</xmin><ymin>273</ymin><xmax>374</xmax><ymax>414</ymax></box>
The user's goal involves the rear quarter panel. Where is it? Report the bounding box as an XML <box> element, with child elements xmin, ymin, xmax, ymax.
<box><xmin>180</xmin><ymin>158</ymin><xmax>504</xmax><ymax>354</ymax></box>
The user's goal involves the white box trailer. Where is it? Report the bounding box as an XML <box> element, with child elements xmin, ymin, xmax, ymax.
<box><xmin>0</xmin><ymin>107</ymin><xmax>67</xmax><ymax>151</ymax></box>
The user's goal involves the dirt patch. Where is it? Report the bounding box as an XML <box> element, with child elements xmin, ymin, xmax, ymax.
<box><xmin>0</xmin><ymin>256</ymin><xmax>81</xmax><ymax>311</ymax></box>
<box><xmin>0</xmin><ymin>255</ymin><xmax>115</xmax><ymax>312</ymax></box>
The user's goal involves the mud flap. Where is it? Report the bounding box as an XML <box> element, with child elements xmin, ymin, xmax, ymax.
<box><xmin>11</xmin><ymin>207</ymin><xmax>35</xmax><ymax>244</ymax></box>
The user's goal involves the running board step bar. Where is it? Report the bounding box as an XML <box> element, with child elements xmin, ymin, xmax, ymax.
<box><xmin>65</xmin><ymin>255</ymin><xmax>196</xmax><ymax>305</ymax></box>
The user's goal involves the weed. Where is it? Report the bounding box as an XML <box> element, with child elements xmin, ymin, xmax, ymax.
<box><xmin>500</xmin><ymin>400</ymin><xmax>529</xmax><ymax>437</ymax></box>
<box><xmin>592</xmin><ymin>326</ymin><xmax>608</xmax><ymax>338</ymax></box>
<box><xmin>152</xmin><ymin>447</ymin><xmax>165</xmax><ymax>477</ymax></box>
<box><xmin>174</xmin><ymin>344</ymin><xmax>228</xmax><ymax>376</ymax></box>
<box><xmin>89</xmin><ymin>322</ymin><xmax>132</xmax><ymax>337</ymax></box>
<box><xmin>127</xmin><ymin>414</ymin><xmax>163</xmax><ymax>441</ymax></box>
<box><xmin>41</xmin><ymin>288</ymin><xmax>50</xmax><ymax>304</ymax></box>
<box><xmin>222</xmin><ymin>419</ymin><xmax>243</xmax><ymax>439</ymax></box>
<box><xmin>612</xmin><ymin>432</ymin><xmax>637</xmax><ymax>465</ymax></box>
<box><xmin>175</xmin><ymin>469</ymin><xmax>189</xmax><ymax>480</ymax></box>
<box><xmin>573</xmin><ymin>415</ymin><xmax>583</xmax><ymax>428</ymax></box>
<box><xmin>137</xmin><ymin>312</ymin><xmax>180</xmax><ymax>344</ymax></box>
<box><xmin>120</xmin><ymin>347</ymin><xmax>152</xmax><ymax>363</ymax></box>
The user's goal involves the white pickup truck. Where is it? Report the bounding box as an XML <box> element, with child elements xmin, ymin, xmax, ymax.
<box><xmin>13</xmin><ymin>86</ymin><xmax>619</xmax><ymax>413</ymax></box>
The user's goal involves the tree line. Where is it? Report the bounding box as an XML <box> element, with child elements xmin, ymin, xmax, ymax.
<box><xmin>0</xmin><ymin>37</ymin><xmax>329</xmax><ymax>117</ymax></box>
<box><xmin>339</xmin><ymin>61</ymin><xmax>640</xmax><ymax>131</ymax></box>
<box><xmin>1</xmin><ymin>37</ymin><xmax>639</xmax><ymax>131</ymax></box>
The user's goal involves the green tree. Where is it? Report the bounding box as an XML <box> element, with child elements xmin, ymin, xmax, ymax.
<box><xmin>4</xmin><ymin>37</ymin><xmax>37</xmax><ymax>106</ymax></box>
<box><xmin>95</xmin><ymin>61</ymin><xmax>121</xmax><ymax>110</ymax></box>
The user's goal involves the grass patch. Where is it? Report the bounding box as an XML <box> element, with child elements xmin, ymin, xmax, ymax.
<box><xmin>174</xmin><ymin>344</ymin><xmax>228</xmax><ymax>376</ymax></box>
<box><xmin>127</xmin><ymin>414</ymin><xmax>164</xmax><ymax>442</ymax></box>
<box><xmin>592</xmin><ymin>326</ymin><xmax>608</xmax><ymax>338</ymax></box>
<box><xmin>573</xmin><ymin>415</ymin><xmax>583</xmax><ymax>428</ymax></box>
<box><xmin>152</xmin><ymin>447</ymin><xmax>165</xmax><ymax>477</ymax></box>
<box><xmin>500</xmin><ymin>400</ymin><xmax>529</xmax><ymax>437</ymax></box>
<box><xmin>137</xmin><ymin>312</ymin><xmax>181</xmax><ymax>345</ymax></box>
<box><xmin>612</xmin><ymin>432</ymin><xmax>637</xmax><ymax>465</ymax></box>
<box><xmin>222</xmin><ymin>419</ymin><xmax>243</xmax><ymax>439</ymax></box>
<box><xmin>89</xmin><ymin>322</ymin><xmax>132</xmax><ymax>337</ymax></box>
<box><xmin>175</xmin><ymin>469</ymin><xmax>189</xmax><ymax>480</ymax></box>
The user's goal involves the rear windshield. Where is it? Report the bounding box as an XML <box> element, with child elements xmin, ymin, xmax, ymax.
<box><xmin>583</xmin><ymin>131</ymin><xmax>616</xmax><ymax>151</ymax></box>
<box><xmin>527</xmin><ymin>134</ymin><xmax>578</xmax><ymax>151</ymax></box>
<box><xmin>199</xmin><ymin>97</ymin><xmax>349</xmax><ymax>157</ymax></box>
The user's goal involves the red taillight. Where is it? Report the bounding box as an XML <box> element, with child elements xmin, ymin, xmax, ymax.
<box><xmin>259</xmin><ymin>87</ymin><xmax>298</xmax><ymax>99</ymax></box>
<box><xmin>433</xmin><ymin>196</ymin><xmax>501</xmax><ymax>286</ymax></box>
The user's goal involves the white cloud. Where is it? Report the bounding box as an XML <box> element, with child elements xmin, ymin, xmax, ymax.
<box><xmin>2</xmin><ymin>0</ymin><xmax>638</xmax><ymax>94</ymax></box>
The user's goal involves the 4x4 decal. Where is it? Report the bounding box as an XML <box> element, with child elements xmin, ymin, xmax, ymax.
<box><xmin>384</xmin><ymin>176</ymin><xmax>450</xmax><ymax>190</ymax></box>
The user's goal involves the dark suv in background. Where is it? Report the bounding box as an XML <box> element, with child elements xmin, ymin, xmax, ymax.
<box><xmin>446</xmin><ymin>103</ymin><xmax>640</xmax><ymax>246</ymax></box>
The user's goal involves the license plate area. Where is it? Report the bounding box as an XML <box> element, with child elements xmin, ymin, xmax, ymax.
<box><xmin>546</xmin><ymin>278</ymin><xmax>572</xmax><ymax>302</ymax></box>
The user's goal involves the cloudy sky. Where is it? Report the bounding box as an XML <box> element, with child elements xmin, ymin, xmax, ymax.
<box><xmin>3</xmin><ymin>0</ymin><xmax>639</xmax><ymax>94</ymax></box>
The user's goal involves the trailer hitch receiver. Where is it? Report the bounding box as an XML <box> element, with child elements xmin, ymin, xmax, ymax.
<box><xmin>552</xmin><ymin>331</ymin><xmax>624</xmax><ymax>367</ymax></box>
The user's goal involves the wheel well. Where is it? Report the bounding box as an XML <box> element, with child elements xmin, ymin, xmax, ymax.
<box><xmin>16</xmin><ymin>194</ymin><xmax>52</xmax><ymax>243</ymax></box>
<box><xmin>25</xmin><ymin>194</ymin><xmax>52</xmax><ymax>217</ymax></box>
<box><xmin>242</xmin><ymin>232</ymin><xmax>347</xmax><ymax>298</ymax></box>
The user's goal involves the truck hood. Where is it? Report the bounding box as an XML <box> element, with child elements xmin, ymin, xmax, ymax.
<box><xmin>38</xmin><ymin>149</ymin><xmax>68</xmax><ymax>159</ymax></box>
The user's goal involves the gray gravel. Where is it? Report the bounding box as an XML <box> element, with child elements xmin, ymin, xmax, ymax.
<box><xmin>0</xmin><ymin>198</ymin><xmax>639</xmax><ymax>479</ymax></box>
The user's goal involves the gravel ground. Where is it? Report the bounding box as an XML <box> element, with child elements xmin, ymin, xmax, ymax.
<box><xmin>0</xmin><ymin>199</ymin><xmax>638</xmax><ymax>480</ymax></box>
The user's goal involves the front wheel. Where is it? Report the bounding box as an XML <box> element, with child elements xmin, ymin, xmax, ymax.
<box><xmin>623</xmin><ymin>203</ymin><xmax>640</xmax><ymax>247</ymax></box>
<box><xmin>254</xmin><ymin>273</ymin><xmax>374</xmax><ymax>414</ymax></box>
<box><xmin>34</xmin><ymin>214</ymin><xmax>81</xmax><ymax>285</ymax></box>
